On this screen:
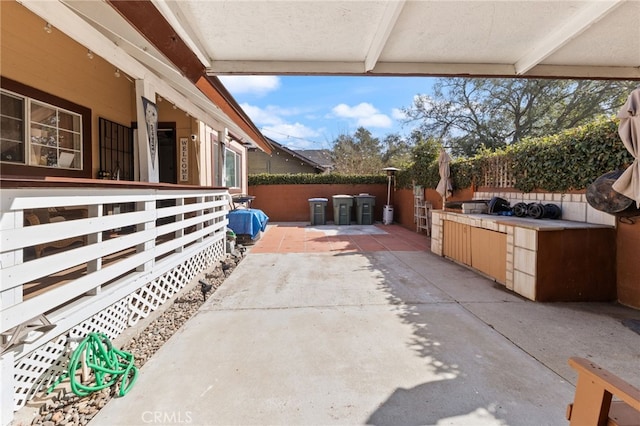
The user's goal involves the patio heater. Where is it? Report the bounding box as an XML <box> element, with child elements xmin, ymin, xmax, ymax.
<box><xmin>382</xmin><ymin>167</ymin><xmax>399</xmax><ymax>225</ymax></box>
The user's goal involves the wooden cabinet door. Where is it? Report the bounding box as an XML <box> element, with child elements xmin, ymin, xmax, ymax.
<box><xmin>471</xmin><ymin>227</ymin><xmax>507</xmax><ymax>284</ymax></box>
<box><xmin>443</xmin><ymin>220</ymin><xmax>472</xmax><ymax>266</ymax></box>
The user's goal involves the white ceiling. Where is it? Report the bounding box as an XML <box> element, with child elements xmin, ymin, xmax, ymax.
<box><xmin>18</xmin><ymin>0</ymin><xmax>639</xmax><ymax>151</ymax></box>
<box><xmin>161</xmin><ymin>0</ymin><xmax>640</xmax><ymax>79</ymax></box>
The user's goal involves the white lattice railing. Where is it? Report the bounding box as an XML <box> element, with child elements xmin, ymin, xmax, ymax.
<box><xmin>0</xmin><ymin>181</ymin><xmax>229</xmax><ymax>412</ymax></box>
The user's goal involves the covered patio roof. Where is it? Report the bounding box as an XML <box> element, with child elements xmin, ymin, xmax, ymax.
<box><xmin>18</xmin><ymin>0</ymin><xmax>639</xmax><ymax>156</ymax></box>
<box><xmin>156</xmin><ymin>0</ymin><xmax>639</xmax><ymax>79</ymax></box>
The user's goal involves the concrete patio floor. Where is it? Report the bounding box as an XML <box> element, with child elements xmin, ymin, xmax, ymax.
<box><xmin>90</xmin><ymin>223</ymin><xmax>640</xmax><ymax>426</ymax></box>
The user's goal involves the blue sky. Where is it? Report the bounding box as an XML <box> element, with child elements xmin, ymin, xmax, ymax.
<box><xmin>219</xmin><ymin>75</ymin><xmax>436</xmax><ymax>151</ymax></box>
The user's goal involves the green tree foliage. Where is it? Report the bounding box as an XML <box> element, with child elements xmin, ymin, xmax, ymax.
<box><xmin>332</xmin><ymin>127</ymin><xmax>383</xmax><ymax>174</ymax></box>
<box><xmin>381</xmin><ymin>133</ymin><xmax>412</xmax><ymax>169</ymax></box>
<box><xmin>332</xmin><ymin>127</ymin><xmax>440</xmax><ymax>179</ymax></box>
<box><xmin>403</xmin><ymin>134</ymin><xmax>440</xmax><ymax>187</ymax></box>
<box><xmin>402</xmin><ymin>78</ymin><xmax>636</xmax><ymax>157</ymax></box>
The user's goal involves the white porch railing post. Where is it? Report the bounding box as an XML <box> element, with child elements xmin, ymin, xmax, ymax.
<box><xmin>136</xmin><ymin>199</ymin><xmax>156</xmax><ymax>272</ymax></box>
<box><xmin>1</xmin><ymin>351</ymin><xmax>15</xmax><ymax>426</ymax></box>
<box><xmin>86</xmin><ymin>204</ymin><xmax>103</xmax><ymax>295</ymax></box>
<box><xmin>175</xmin><ymin>198</ymin><xmax>185</xmax><ymax>253</ymax></box>
<box><xmin>196</xmin><ymin>196</ymin><xmax>204</xmax><ymax>243</ymax></box>
<box><xmin>205</xmin><ymin>195</ymin><xmax>215</xmax><ymax>235</ymax></box>
<box><xmin>0</xmin><ymin>210</ymin><xmax>23</xmax><ymax>309</ymax></box>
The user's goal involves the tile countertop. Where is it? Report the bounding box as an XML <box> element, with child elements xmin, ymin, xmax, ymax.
<box><xmin>435</xmin><ymin>211</ymin><xmax>614</xmax><ymax>231</ymax></box>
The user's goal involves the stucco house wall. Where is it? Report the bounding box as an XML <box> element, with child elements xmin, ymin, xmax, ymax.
<box><xmin>1</xmin><ymin>2</ymin><xmax>194</xmax><ymax>182</ymax></box>
<box><xmin>1</xmin><ymin>1</ymin><xmax>249</xmax><ymax>187</ymax></box>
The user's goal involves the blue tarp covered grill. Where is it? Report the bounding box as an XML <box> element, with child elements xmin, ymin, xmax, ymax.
<box><xmin>227</xmin><ymin>208</ymin><xmax>269</xmax><ymax>240</ymax></box>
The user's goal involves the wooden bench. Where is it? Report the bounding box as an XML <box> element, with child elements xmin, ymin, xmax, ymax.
<box><xmin>567</xmin><ymin>357</ymin><xmax>640</xmax><ymax>426</ymax></box>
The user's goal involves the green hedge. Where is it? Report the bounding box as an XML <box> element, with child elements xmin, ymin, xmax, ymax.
<box><xmin>248</xmin><ymin>173</ymin><xmax>388</xmax><ymax>186</ymax></box>
<box><xmin>507</xmin><ymin>117</ymin><xmax>631</xmax><ymax>192</ymax></box>
<box><xmin>401</xmin><ymin>116</ymin><xmax>632</xmax><ymax>192</ymax></box>
<box><xmin>250</xmin><ymin>117</ymin><xmax>632</xmax><ymax>193</ymax></box>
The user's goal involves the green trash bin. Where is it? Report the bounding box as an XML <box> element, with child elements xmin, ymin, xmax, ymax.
<box><xmin>308</xmin><ymin>198</ymin><xmax>328</xmax><ymax>225</ymax></box>
<box><xmin>354</xmin><ymin>194</ymin><xmax>376</xmax><ymax>225</ymax></box>
<box><xmin>332</xmin><ymin>195</ymin><xmax>353</xmax><ymax>225</ymax></box>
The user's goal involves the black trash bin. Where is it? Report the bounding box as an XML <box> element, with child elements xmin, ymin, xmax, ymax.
<box><xmin>354</xmin><ymin>194</ymin><xmax>376</xmax><ymax>225</ymax></box>
<box><xmin>332</xmin><ymin>195</ymin><xmax>353</xmax><ymax>225</ymax></box>
<box><xmin>308</xmin><ymin>198</ymin><xmax>328</xmax><ymax>225</ymax></box>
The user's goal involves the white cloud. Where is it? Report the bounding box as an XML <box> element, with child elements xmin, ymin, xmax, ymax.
<box><xmin>219</xmin><ymin>76</ymin><xmax>280</xmax><ymax>96</ymax></box>
<box><xmin>263</xmin><ymin>123</ymin><xmax>320</xmax><ymax>139</ymax></box>
<box><xmin>240</xmin><ymin>103</ymin><xmax>309</xmax><ymax>126</ymax></box>
<box><xmin>331</xmin><ymin>102</ymin><xmax>392</xmax><ymax>128</ymax></box>
<box><xmin>391</xmin><ymin>108</ymin><xmax>407</xmax><ymax>120</ymax></box>
<box><xmin>240</xmin><ymin>103</ymin><xmax>282</xmax><ymax>126</ymax></box>
<box><xmin>239</xmin><ymin>102</ymin><xmax>322</xmax><ymax>147</ymax></box>
<box><xmin>261</xmin><ymin>123</ymin><xmax>320</xmax><ymax>141</ymax></box>
<box><xmin>261</xmin><ymin>124</ymin><xmax>321</xmax><ymax>149</ymax></box>
<box><xmin>358</xmin><ymin>114</ymin><xmax>392</xmax><ymax>128</ymax></box>
<box><xmin>332</xmin><ymin>102</ymin><xmax>378</xmax><ymax>119</ymax></box>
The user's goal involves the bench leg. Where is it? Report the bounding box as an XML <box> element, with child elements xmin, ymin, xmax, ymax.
<box><xmin>569</xmin><ymin>376</ymin><xmax>613</xmax><ymax>426</ymax></box>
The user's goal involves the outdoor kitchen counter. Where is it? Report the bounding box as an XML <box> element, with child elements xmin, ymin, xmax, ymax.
<box><xmin>480</xmin><ymin>214</ymin><xmax>614</xmax><ymax>230</ymax></box>
<box><xmin>431</xmin><ymin>211</ymin><xmax>616</xmax><ymax>302</ymax></box>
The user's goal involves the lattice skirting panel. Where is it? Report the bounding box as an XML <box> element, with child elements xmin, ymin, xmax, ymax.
<box><xmin>127</xmin><ymin>241</ymin><xmax>223</xmax><ymax>325</ymax></box>
<box><xmin>12</xmin><ymin>239</ymin><xmax>224</xmax><ymax>411</ymax></box>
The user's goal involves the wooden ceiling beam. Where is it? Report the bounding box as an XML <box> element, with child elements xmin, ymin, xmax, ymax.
<box><xmin>514</xmin><ymin>0</ymin><xmax>625</xmax><ymax>75</ymax></box>
<box><xmin>364</xmin><ymin>0</ymin><xmax>406</xmax><ymax>72</ymax></box>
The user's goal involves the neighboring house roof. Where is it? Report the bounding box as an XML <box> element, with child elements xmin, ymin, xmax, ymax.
<box><xmin>265</xmin><ymin>138</ymin><xmax>327</xmax><ymax>172</ymax></box>
<box><xmin>293</xmin><ymin>149</ymin><xmax>334</xmax><ymax>170</ymax></box>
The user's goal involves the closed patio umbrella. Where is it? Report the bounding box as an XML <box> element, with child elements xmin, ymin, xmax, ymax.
<box><xmin>612</xmin><ymin>87</ymin><xmax>640</xmax><ymax>208</ymax></box>
<box><xmin>436</xmin><ymin>148</ymin><xmax>453</xmax><ymax>209</ymax></box>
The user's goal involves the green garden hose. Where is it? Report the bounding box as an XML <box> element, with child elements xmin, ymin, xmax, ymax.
<box><xmin>48</xmin><ymin>332</ymin><xmax>138</xmax><ymax>397</ymax></box>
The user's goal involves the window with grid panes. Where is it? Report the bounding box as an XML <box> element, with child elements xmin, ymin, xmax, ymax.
<box><xmin>1</xmin><ymin>89</ymin><xmax>82</xmax><ymax>170</ymax></box>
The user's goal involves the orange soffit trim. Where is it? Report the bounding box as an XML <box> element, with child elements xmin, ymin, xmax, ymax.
<box><xmin>195</xmin><ymin>77</ymin><xmax>272</xmax><ymax>155</ymax></box>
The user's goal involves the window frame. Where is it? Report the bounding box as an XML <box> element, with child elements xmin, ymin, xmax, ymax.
<box><xmin>28</xmin><ymin>98</ymin><xmax>83</xmax><ymax>170</ymax></box>
<box><xmin>225</xmin><ymin>147</ymin><xmax>242</xmax><ymax>189</ymax></box>
<box><xmin>0</xmin><ymin>77</ymin><xmax>92</xmax><ymax>178</ymax></box>
<box><xmin>0</xmin><ymin>90</ymin><xmax>25</xmax><ymax>164</ymax></box>
<box><xmin>99</xmin><ymin>117</ymin><xmax>133</xmax><ymax>181</ymax></box>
